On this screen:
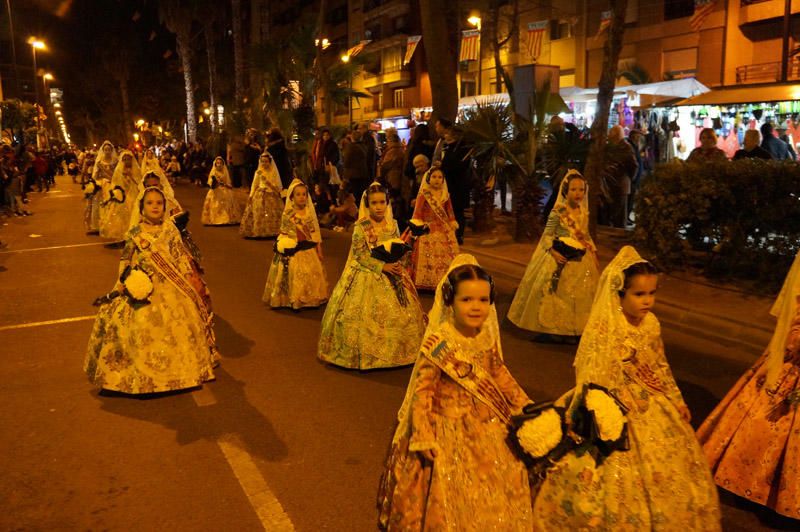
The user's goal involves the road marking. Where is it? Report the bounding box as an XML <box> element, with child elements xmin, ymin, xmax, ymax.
<box><xmin>0</xmin><ymin>315</ymin><xmax>96</xmax><ymax>332</ymax></box>
<box><xmin>0</xmin><ymin>241</ymin><xmax>110</xmax><ymax>254</ymax></box>
<box><xmin>191</xmin><ymin>388</ymin><xmax>295</xmax><ymax>531</ymax></box>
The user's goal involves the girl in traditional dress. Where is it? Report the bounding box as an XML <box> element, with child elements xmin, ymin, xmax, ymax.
<box><xmin>407</xmin><ymin>167</ymin><xmax>459</xmax><ymax>290</ymax></box>
<box><xmin>318</xmin><ymin>182</ymin><xmax>425</xmax><ymax>370</ymax></box>
<box><xmin>139</xmin><ymin>147</ymin><xmax>167</xmax><ymax>180</ymax></box>
<box><xmin>378</xmin><ymin>255</ymin><xmax>534</xmax><ymax>530</ymax></box>
<box><xmin>262</xmin><ymin>179</ymin><xmax>328</xmax><ymax>309</ymax></box>
<box><xmin>532</xmin><ymin>246</ymin><xmax>721</xmax><ymax>531</ymax></box>
<box><xmin>81</xmin><ymin>151</ymin><xmax>100</xmax><ymax>234</ymax></box>
<box><xmin>129</xmin><ymin>171</ymin><xmax>183</xmax><ymax>228</ymax></box>
<box><xmin>507</xmin><ymin>170</ymin><xmax>599</xmax><ymax>343</ymax></box>
<box><xmin>697</xmin><ymin>251</ymin><xmax>800</xmax><ymax>520</ymax></box>
<box><xmin>100</xmin><ymin>150</ymin><xmax>142</xmax><ymax>241</ymax></box>
<box><xmin>202</xmin><ymin>156</ymin><xmax>242</xmax><ymax>225</ymax></box>
<box><xmin>89</xmin><ymin>141</ymin><xmax>117</xmax><ymax>234</ymax></box>
<box><xmin>240</xmin><ymin>151</ymin><xmax>283</xmax><ymax>238</ymax></box>
<box><xmin>85</xmin><ymin>187</ymin><xmax>217</xmax><ymax>394</ymax></box>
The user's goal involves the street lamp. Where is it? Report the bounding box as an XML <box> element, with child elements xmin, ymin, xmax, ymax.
<box><xmin>468</xmin><ymin>16</ymin><xmax>482</xmax><ymax>96</ymax></box>
<box><xmin>27</xmin><ymin>37</ymin><xmax>46</xmax><ymax>142</ymax></box>
<box><xmin>341</xmin><ymin>54</ymin><xmax>353</xmax><ymax>125</ymax></box>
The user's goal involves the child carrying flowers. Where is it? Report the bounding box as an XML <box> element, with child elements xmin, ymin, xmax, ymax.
<box><xmin>378</xmin><ymin>255</ymin><xmax>534</xmax><ymax>530</ymax></box>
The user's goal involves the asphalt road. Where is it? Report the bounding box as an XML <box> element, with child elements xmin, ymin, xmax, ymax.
<box><xmin>0</xmin><ymin>180</ymin><xmax>795</xmax><ymax>531</ymax></box>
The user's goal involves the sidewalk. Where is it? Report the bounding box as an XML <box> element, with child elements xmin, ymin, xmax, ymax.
<box><xmin>461</xmin><ymin>221</ymin><xmax>776</xmax><ymax>353</ymax></box>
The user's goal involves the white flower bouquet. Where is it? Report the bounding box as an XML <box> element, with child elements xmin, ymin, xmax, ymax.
<box><xmin>276</xmin><ymin>235</ymin><xmax>298</xmax><ymax>254</ymax></box>
<box><xmin>407</xmin><ymin>218</ymin><xmax>430</xmax><ymax>237</ymax></box>
<box><xmin>514</xmin><ymin>408</ymin><xmax>564</xmax><ymax>459</ymax></box>
<box><xmin>83</xmin><ymin>179</ymin><xmax>98</xmax><ymax>197</ymax></box>
<box><xmin>585</xmin><ymin>388</ymin><xmax>626</xmax><ymax>442</ymax></box>
<box><xmin>104</xmin><ymin>185</ymin><xmax>126</xmax><ymax>204</ymax></box>
<box><xmin>123</xmin><ymin>268</ymin><xmax>154</xmax><ymax>304</ymax></box>
<box><xmin>566</xmin><ymin>383</ymin><xmax>630</xmax><ymax>465</ymax></box>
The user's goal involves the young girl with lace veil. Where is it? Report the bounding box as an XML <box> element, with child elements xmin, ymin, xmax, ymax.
<box><xmin>85</xmin><ymin>187</ymin><xmax>218</xmax><ymax>394</ymax></box>
<box><xmin>697</xmin><ymin>250</ymin><xmax>800</xmax><ymax>520</ymax></box>
<box><xmin>139</xmin><ymin>147</ymin><xmax>166</xmax><ymax>181</ymax></box>
<box><xmin>378</xmin><ymin>254</ymin><xmax>534</xmax><ymax>530</ymax></box>
<box><xmin>85</xmin><ymin>141</ymin><xmax>116</xmax><ymax>234</ymax></box>
<box><xmin>240</xmin><ymin>151</ymin><xmax>283</xmax><ymax>238</ymax></box>
<box><xmin>318</xmin><ymin>182</ymin><xmax>425</xmax><ymax>370</ymax></box>
<box><xmin>202</xmin><ymin>157</ymin><xmax>242</xmax><ymax>225</ymax></box>
<box><xmin>532</xmin><ymin>246</ymin><xmax>721</xmax><ymax>530</ymax></box>
<box><xmin>407</xmin><ymin>167</ymin><xmax>459</xmax><ymax>290</ymax></box>
<box><xmin>262</xmin><ymin>179</ymin><xmax>328</xmax><ymax>309</ymax></box>
<box><xmin>99</xmin><ymin>149</ymin><xmax>142</xmax><ymax>241</ymax></box>
<box><xmin>507</xmin><ymin>170</ymin><xmax>599</xmax><ymax>343</ymax></box>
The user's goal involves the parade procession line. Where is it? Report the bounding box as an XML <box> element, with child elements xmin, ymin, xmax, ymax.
<box><xmin>0</xmin><ymin>314</ymin><xmax>96</xmax><ymax>332</ymax></box>
<box><xmin>191</xmin><ymin>386</ymin><xmax>296</xmax><ymax>532</ymax></box>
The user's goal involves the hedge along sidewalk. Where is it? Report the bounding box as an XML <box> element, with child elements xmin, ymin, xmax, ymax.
<box><xmin>461</xmin><ymin>226</ymin><xmax>776</xmax><ymax>355</ymax></box>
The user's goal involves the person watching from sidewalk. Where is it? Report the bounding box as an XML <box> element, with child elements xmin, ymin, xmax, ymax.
<box><xmin>687</xmin><ymin>128</ymin><xmax>728</xmax><ymax>164</ymax></box>
<box><xmin>437</xmin><ymin>123</ymin><xmax>470</xmax><ymax>244</ymax></box>
<box><xmin>733</xmin><ymin>130</ymin><xmax>773</xmax><ymax>160</ymax></box>
<box><xmin>760</xmin><ymin>122</ymin><xmax>795</xmax><ymax>161</ymax></box>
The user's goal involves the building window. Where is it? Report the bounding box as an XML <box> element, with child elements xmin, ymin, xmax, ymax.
<box><xmin>393</xmin><ymin>89</ymin><xmax>404</xmax><ymax>108</ymax></box>
<box><xmin>393</xmin><ymin>15</ymin><xmax>409</xmax><ymax>34</ymax></box>
<box><xmin>550</xmin><ymin>19</ymin><xmax>573</xmax><ymax>41</ymax></box>
<box><xmin>365</xmin><ymin>23</ymin><xmax>382</xmax><ymax>41</ymax></box>
<box><xmin>664</xmin><ymin>0</ymin><xmax>694</xmax><ymax>20</ymax></box>
<box><xmin>461</xmin><ymin>79</ymin><xmax>476</xmax><ymax>97</ymax></box>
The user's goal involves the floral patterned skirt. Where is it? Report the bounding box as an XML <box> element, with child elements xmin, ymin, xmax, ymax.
<box><xmin>697</xmin><ymin>351</ymin><xmax>800</xmax><ymax>519</ymax></box>
<box><xmin>239</xmin><ymin>188</ymin><xmax>282</xmax><ymax>237</ymax></box>
<box><xmin>318</xmin><ymin>267</ymin><xmax>425</xmax><ymax>370</ymax></box>
<box><xmin>409</xmin><ymin>227</ymin><xmax>459</xmax><ymax>290</ymax></box>
<box><xmin>379</xmin><ymin>414</ymin><xmax>532</xmax><ymax>531</ymax></box>
<box><xmin>533</xmin><ymin>394</ymin><xmax>721</xmax><ymax>531</ymax></box>
<box><xmin>262</xmin><ymin>248</ymin><xmax>328</xmax><ymax>309</ymax></box>
<box><xmin>507</xmin><ymin>250</ymin><xmax>598</xmax><ymax>336</ymax></box>
<box><xmin>201</xmin><ymin>188</ymin><xmax>242</xmax><ymax>225</ymax></box>
<box><xmin>84</xmin><ymin>194</ymin><xmax>101</xmax><ymax>232</ymax></box>
<box><xmin>84</xmin><ymin>276</ymin><xmax>215</xmax><ymax>394</ymax></box>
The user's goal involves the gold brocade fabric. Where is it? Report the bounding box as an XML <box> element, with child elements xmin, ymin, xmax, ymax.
<box><xmin>84</xmin><ymin>193</ymin><xmax>102</xmax><ymax>232</ymax></box>
<box><xmin>318</xmin><ymin>220</ymin><xmax>425</xmax><ymax>369</ymax></box>
<box><xmin>201</xmin><ymin>187</ymin><xmax>242</xmax><ymax>225</ymax></box>
<box><xmin>533</xmin><ymin>314</ymin><xmax>721</xmax><ymax>531</ymax></box>
<box><xmin>408</xmin><ymin>193</ymin><xmax>459</xmax><ymax>290</ymax></box>
<box><xmin>697</xmin><ymin>303</ymin><xmax>800</xmax><ymax>519</ymax></box>
<box><xmin>84</xmin><ymin>224</ymin><xmax>216</xmax><ymax>394</ymax></box>
<box><xmin>239</xmin><ymin>187</ymin><xmax>282</xmax><ymax>237</ymax></box>
<box><xmin>507</xmin><ymin>208</ymin><xmax>599</xmax><ymax>335</ymax></box>
<box><xmin>378</xmin><ymin>324</ymin><xmax>533</xmax><ymax>531</ymax></box>
<box><xmin>262</xmin><ymin>209</ymin><xmax>329</xmax><ymax>309</ymax></box>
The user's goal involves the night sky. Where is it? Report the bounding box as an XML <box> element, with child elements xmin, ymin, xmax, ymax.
<box><xmin>10</xmin><ymin>0</ymin><xmax>232</xmax><ymax>145</ymax></box>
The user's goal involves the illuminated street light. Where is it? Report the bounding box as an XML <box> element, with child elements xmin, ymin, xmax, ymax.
<box><xmin>28</xmin><ymin>37</ymin><xmax>46</xmax><ymax>50</ymax></box>
<box><xmin>468</xmin><ymin>16</ymin><xmax>481</xmax><ymax>29</ymax></box>
<box><xmin>43</xmin><ymin>72</ymin><xmax>54</xmax><ymax>81</ymax></box>
<box><xmin>203</xmin><ymin>107</ymin><xmax>211</xmax><ymax>115</ymax></box>
<box><xmin>136</xmin><ymin>119</ymin><xmax>145</xmax><ymax>127</ymax></box>
<box><xmin>341</xmin><ymin>54</ymin><xmax>350</xmax><ymax>63</ymax></box>
<box><xmin>55</xmin><ymin>110</ymin><xmax>62</xmax><ymax>115</ymax></box>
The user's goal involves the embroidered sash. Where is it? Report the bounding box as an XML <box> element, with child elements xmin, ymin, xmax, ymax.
<box><xmin>421</xmin><ymin>334</ymin><xmax>513</xmax><ymax>424</ymax></box>
<box><xmin>422</xmin><ymin>190</ymin><xmax>452</xmax><ymax>226</ymax></box>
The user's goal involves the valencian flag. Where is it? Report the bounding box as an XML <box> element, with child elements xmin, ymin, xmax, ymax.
<box><xmin>690</xmin><ymin>0</ymin><xmax>715</xmax><ymax>31</ymax></box>
<box><xmin>595</xmin><ymin>10</ymin><xmax>612</xmax><ymax>39</ymax></box>
<box><xmin>459</xmin><ymin>29</ymin><xmax>481</xmax><ymax>62</ymax></box>
<box><xmin>526</xmin><ymin>20</ymin><xmax>548</xmax><ymax>61</ymax></box>
<box><xmin>346</xmin><ymin>40</ymin><xmax>371</xmax><ymax>58</ymax></box>
<box><xmin>403</xmin><ymin>35</ymin><xmax>422</xmax><ymax>66</ymax></box>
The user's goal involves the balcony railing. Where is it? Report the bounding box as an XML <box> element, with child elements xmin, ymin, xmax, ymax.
<box><xmin>736</xmin><ymin>60</ymin><xmax>800</xmax><ymax>83</ymax></box>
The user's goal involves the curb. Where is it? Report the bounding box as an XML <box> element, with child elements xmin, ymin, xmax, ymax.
<box><xmin>462</xmin><ymin>244</ymin><xmax>773</xmax><ymax>354</ymax></box>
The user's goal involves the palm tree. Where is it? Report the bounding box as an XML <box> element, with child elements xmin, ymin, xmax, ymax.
<box><xmin>487</xmin><ymin>0</ymin><xmax>519</xmax><ymax>96</ymax></box>
<box><xmin>617</xmin><ymin>63</ymin><xmax>651</xmax><ymax>85</ymax></box>
<box><xmin>231</xmin><ymin>0</ymin><xmax>246</xmax><ymax>108</ymax></box>
<box><xmin>196</xmin><ymin>0</ymin><xmax>220</xmax><ymax>132</ymax></box>
<box><xmin>158</xmin><ymin>0</ymin><xmax>198</xmax><ymax>142</ymax></box>
<box><xmin>419</xmin><ymin>0</ymin><xmax>459</xmax><ymax>122</ymax></box>
<box><xmin>583</xmin><ymin>0</ymin><xmax>629</xmax><ymax>239</ymax></box>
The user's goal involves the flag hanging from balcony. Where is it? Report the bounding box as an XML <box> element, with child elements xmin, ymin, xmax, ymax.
<box><xmin>526</xmin><ymin>20</ymin><xmax>548</xmax><ymax>61</ymax></box>
<box><xmin>346</xmin><ymin>40</ymin><xmax>371</xmax><ymax>58</ymax></box>
<box><xmin>459</xmin><ymin>29</ymin><xmax>480</xmax><ymax>62</ymax></box>
<box><xmin>403</xmin><ymin>35</ymin><xmax>422</xmax><ymax>66</ymax></box>
<box><xmin>595</xmin><ymin>10</ymin><xmax>612</xmax><ymax>39</ymax></box>
<box><xmin>690</xmin><ymin>0</ymin><xmax>715</xmax><ymax>31</ymax></box>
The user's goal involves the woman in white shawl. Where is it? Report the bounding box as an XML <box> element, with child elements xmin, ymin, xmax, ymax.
<box><xmin>697</xmin><ymin>250</ymin><xmax>800</xmax><ymax>520</ymax></box>
<box><xmin>100</xmin><ymin>149</ymin><xmax>142</xmax><ymax>241</ymax></box>
<box><xmin>139</xmin><ymin>147</ymin><xmax>167</xmax><ymax>181</ymax></box>
<box><xmin>201</xmin><ymin>156</ymin><xmax>242</xmax><ymax>225</ymax></box>
<box><xmin>240</xmin><ymin>151</ymin><xmax>283</xmax><ymax>238</ymax></box>
<box><xmin>507</xmin><ymin>170</ymin><xmax>599</xmax><ymax>342</ymax></box>
<box><xmin>378</xmin><ymin>254</ymin><xmax>534</xmax><ymax>530</ymax></box>
<box><xmin>262</xmin><ymin>178</ymin><xmax>328</xmax><ymax>309</ymax></box>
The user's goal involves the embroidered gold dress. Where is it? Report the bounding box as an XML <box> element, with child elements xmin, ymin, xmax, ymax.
<box><xmin>240</xmin><ymin>161</ymin><xmax>283</xmax><ymax>238</ymax></box>
<box><xmin>92</xmin><ymin>152</ymin><xmax>117</xmax><ymax>234</ymax></box>
<box><xmin>84</xmin><ymin>222</ymin><xmax>216</xmax><ymax>394</ymax></box>
<box><xmin>507</xmin><ymin>203</ymin><xmax>599</xmax><ymax>336</ymax></box>
<box><xmin>697</xmin><ymin>254</ymin><xmax>800</xmax><ymax>520</ymax></box>
<box><xmin>378</xmin><ymin>255</ymin><xmax>534</xmax><ymax>530</ymax></box>
<box><xmin>100</xmin><ymin>151</ymin><xmax>142</xmax><ymax>240</ymax></box>
<box><xmin>202</xmin><ymin>159</ymin><xmax>242</xmax><ymax>225</ymax></box>
<box><xmin>318</xmin><ymin>218</ymin><xmax>425</xmax><ymax>369</ymax></box>
<box><xmin>263</xmin><ymin>207</ymin><xmax>328</xmax><ymax>309</ymax></box>
<box><xmin>408</xmin><ymin>185</ymin><xmax>459</xmax><ymax>290</ymax></box>
<box><xmin>533</xmin><ymin>247</ymin><xmax>720</xmax><ymax>531</ymax></box>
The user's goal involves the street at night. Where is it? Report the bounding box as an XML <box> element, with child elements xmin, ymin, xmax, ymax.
<box><xmin>0</xmin><ymin>184</ymin><xmax>796</xmax><ymax>531</ymax></box>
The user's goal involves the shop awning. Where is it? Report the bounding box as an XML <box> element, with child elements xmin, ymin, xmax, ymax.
<box><xmin>563</xmin><ymin>78</ymin><xmax>710</xmax><ymax>104</ymax></box>
<box><xmin>676</xmin><ymin>83</ymin><xmax>800</xmax><ymax>106</ymax></box>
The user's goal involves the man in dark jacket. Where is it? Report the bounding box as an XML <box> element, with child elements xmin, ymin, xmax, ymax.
<box><xmin>438</xmin><ymin>125</ymin><xmax>471</xmax><ymax>244</ymax></box>
<box><xmin>343</xmin><ymin>130</ymin><xmax>370</xmax><ymax>203</ymax></box>
<box><xmin>761</xmin><ymin>123</ymin><xmax>794</xmax><ymax>161</ymax></box>
<box><xmin>357</xmin><ymin>122</ymin><xmax>377</xmax><ymax>181</ymax></box>
<box><xmin>733</xmin><ymin>129</ymin><xmax>773</xmax><ymax>160</ymax></box>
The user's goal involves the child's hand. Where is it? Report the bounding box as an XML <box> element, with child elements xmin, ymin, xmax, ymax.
<box><xmin>382</xmin><ymin>262</ymin><xmax>403</xmax><ymax>276</ymax></box>
<box><xmin>550</xmin><ymin>249</ymin><xmax>567</xmax><ymax>265</ymax></box>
